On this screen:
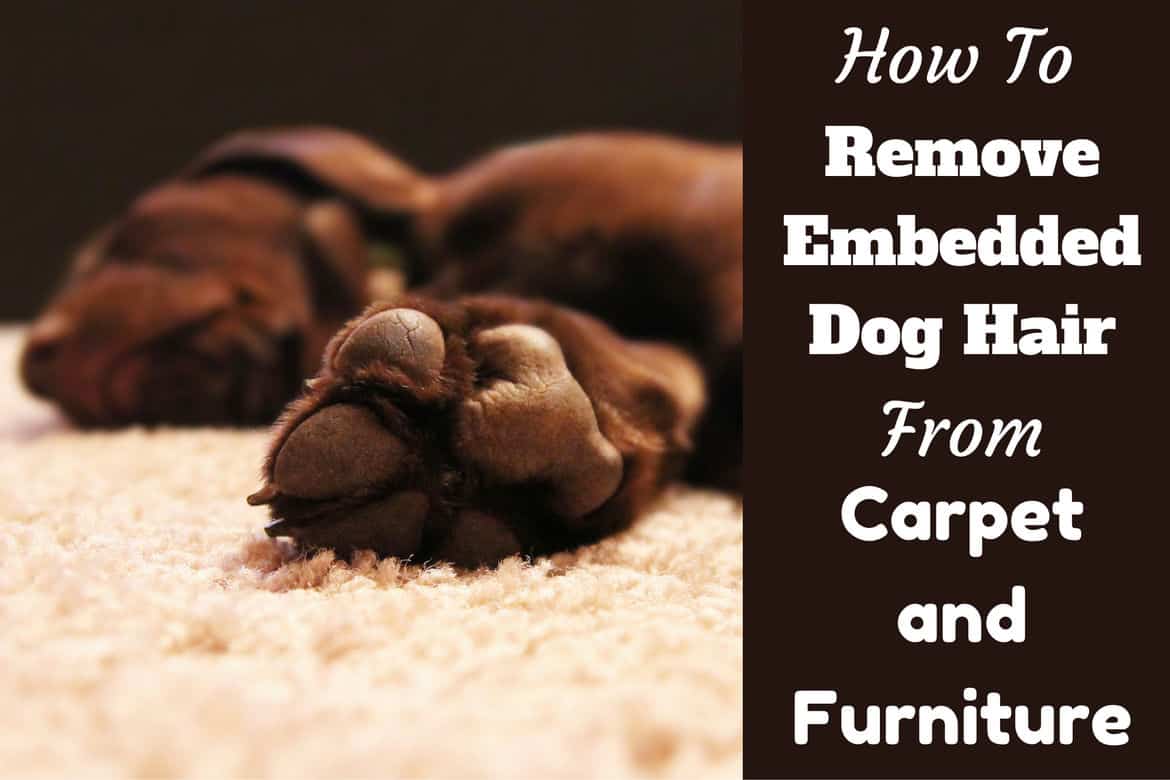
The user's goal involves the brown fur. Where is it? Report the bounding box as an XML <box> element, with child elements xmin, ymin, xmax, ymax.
<box><xmin>23</xmin><ymin>127</ymin><xmax>742</xmax><ymax>561</ymax></box>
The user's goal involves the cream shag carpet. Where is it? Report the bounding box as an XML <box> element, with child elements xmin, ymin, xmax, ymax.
<box><xmin>0</xmin><ymin>328</ymin><xmax>742</xmax><ymax>779</ymax></box>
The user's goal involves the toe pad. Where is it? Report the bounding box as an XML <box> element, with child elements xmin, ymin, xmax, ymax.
<box><xmin>335</xmin><ymin>308</ymin><xmax>445</xmax><ymax>381</ymax></box>
<box><xmin>274</xmin><ymin>403</ymin><xmax>407</xmax><ymax>499</ymax></box>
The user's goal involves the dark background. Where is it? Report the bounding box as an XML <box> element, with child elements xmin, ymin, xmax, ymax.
<box><xmin>1</xmin><ymin>1</ymin><xmax>741</xmax><ymax>319</ymax></box>
<box><xmin>753</xmin><ymin>3</ymin><xmax>1168</xmax><ymax>778</ymax></box>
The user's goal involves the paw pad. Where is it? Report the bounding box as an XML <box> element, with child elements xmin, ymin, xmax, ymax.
<box><xmin>334</xmin><ymin>308</ymin><xmax>445</xmax><ymax>381</ymax></box>
<box><xmin>273</xmin><ymin>403</ymin><xmax>407</xmax><ymax>499</ymax></box>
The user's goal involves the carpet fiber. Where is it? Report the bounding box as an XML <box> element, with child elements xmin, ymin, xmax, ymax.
<box><xmin>0</xmin><ymin>327</ymin><xmax>742</xmax><ymax>778</ymax></box>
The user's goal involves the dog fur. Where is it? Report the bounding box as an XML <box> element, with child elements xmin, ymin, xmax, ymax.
<box><xmin>23</xmin><ymin>128</ymin><xmax>742</xmax><ymax>561</ymax></box>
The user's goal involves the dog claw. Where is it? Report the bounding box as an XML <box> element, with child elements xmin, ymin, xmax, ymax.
<box><xmin>247</xmin><ymin>483</ymin><xmax>280</xmax><ymax>506</ymax></box>
<box><xmin>264</xmin><ymin>491</ymin><xmax>429</xmax><ymax>559</ymax></box>
<box><xmin>263</xmin><ymin>516</ymin><xmax>292</xmax><ymax>536</ymax></box>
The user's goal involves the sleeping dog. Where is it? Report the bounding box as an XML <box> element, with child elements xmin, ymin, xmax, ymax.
<box><xmin>23</xmin><ymin>128</ymin><xmax>742</xmax><ymax>565</ymax></box>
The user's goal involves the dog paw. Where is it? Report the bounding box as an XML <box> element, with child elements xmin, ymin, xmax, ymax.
<box><xmin>248</xmin><ymin>300</ymin><xmax>624</xmax><ymax>566</ymax></box>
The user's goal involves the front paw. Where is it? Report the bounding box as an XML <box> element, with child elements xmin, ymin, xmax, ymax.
<box><xmin>248</xmin><ymin>300</ymin><xmax>624</xmax><ymax>566</ymax></box>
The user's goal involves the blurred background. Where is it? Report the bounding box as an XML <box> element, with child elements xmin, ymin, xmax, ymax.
<box><xmin>1</xmin><ymin>1</ymin><xmax>741</xmax><ymax>319</ymax></box>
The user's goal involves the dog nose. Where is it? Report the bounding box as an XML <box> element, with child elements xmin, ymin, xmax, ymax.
<box><xmin>21</xmin><ymin>341</ymin><xmax>57</xmax><ymax>397</ymax></box>
<box><xmin>20</xmin><ymin>315</ymin><xmax>70</xmax><ymax>397</ymax></box>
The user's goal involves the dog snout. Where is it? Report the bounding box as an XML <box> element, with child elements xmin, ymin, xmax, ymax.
<box><xmin>21</xmin><ymin>341</ymin><xmax>57</xmax><ymax>397</ymax></box>
<box><xmin>20</xmin><ymin>315</ymin><xmax>71</xmax><ymax>397</ymax></box>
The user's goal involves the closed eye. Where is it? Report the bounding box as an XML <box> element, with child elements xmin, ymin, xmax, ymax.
<box><xmin>150</xmin><ymin>252</ymin><xmax>203</xmax><ymax>272</ymax></box>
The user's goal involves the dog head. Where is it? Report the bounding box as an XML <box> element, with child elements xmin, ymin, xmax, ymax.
<box><xmin>22</xmin><ymin>127</ymin><xmax>435</xmax><ymax>425</ymax></box>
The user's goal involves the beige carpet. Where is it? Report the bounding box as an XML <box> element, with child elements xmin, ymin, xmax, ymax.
<box><xmin>0</xmin><ymin>327</ymin><xmax>742</xmax><ymax>779</ymax></box>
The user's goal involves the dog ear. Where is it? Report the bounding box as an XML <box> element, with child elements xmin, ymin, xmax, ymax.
<box><xmin>298</xmin><ymin>200</ymin><xmax>376</xmax><ymax>317</ymax></box>
<box><xmin>184</xmin><ymin>126</ymin><xmax>438</xmax><ymax>220</ymax></box>
<box><xmin>190</xmin><ymin>127</ymin><xmax>430</xmax><ymax>301</ymax></box>
<box><xmin>294</xmin><ymin>200</ymin><xmax>411</xmax><ymax>379</ymax></box>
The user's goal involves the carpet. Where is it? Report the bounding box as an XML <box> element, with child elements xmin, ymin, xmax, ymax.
<box><xmin>0</xmin><ymin>327</ymin><xmax>743</xmax><ymax>778</ymax></box>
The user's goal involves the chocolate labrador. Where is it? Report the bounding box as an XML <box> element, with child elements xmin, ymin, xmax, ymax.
<box><xmin>23</xmin><ymin>128</ymin><xmax>742</xmax><ymax>565</ymax></box>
